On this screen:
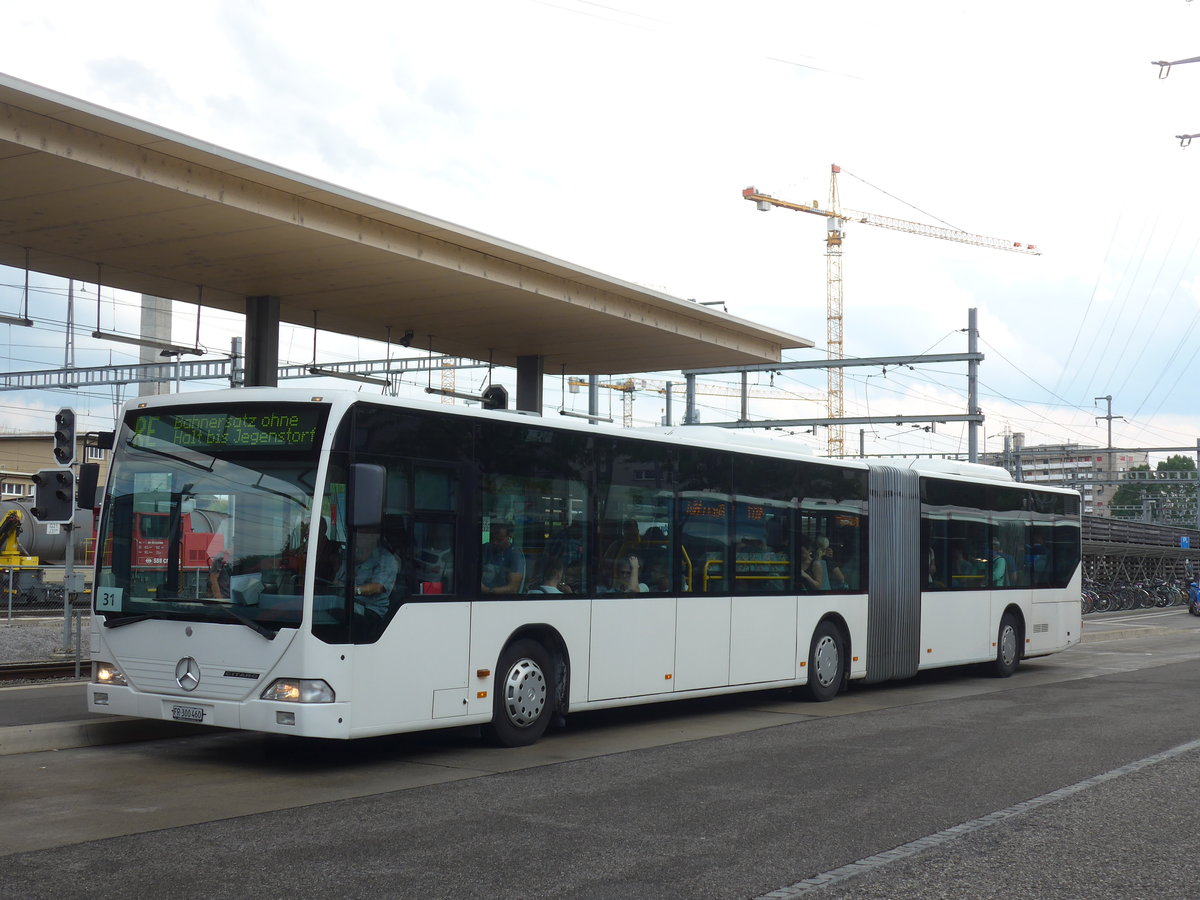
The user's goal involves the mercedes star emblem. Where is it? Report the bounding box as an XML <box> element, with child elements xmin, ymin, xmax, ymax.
<box><xmin>175</xmin><ymin>656</ymin><xmax>201</xmax><ymax>692</ymax></box>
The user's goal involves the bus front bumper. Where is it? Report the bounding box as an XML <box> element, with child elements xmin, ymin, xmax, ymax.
<box><xmin>87</xmin><ymin>684</ymin><xmax>352</xmax><ymax>739</ymax></box>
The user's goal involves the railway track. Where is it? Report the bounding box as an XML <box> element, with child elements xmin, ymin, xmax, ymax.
<box><xmin>0</xmin><ymin>660</ymin><xmax>88</xmax><ymax>682</ymax></box>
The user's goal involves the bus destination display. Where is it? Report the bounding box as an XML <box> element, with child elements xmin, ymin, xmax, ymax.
<box><xmin>131</xmin><ymin>407</ymin><xmax>323</xmax><ymax>451</ymax></box>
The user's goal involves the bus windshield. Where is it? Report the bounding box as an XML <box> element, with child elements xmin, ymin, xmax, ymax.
<box><xmin>94</xmin><ymin>403</ymin><xmax>329</xmax><ymax>634</ymax></box>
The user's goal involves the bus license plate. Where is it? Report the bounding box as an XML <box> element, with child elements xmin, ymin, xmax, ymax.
<box><xmin>171</xmin><ymin>705</ymin><xmax>205</xmax><ymax>723</ymax></box>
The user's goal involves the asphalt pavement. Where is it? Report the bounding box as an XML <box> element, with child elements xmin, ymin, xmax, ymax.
<box><xmin>4</xmin><ymin>628</ymin><xmax>1200</xmax><ymax>899</ymax></box>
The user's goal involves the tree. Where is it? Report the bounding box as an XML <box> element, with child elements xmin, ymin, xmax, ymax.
<box><xmin>1110</xmin><ymin>455</ymin><xmax>1197</xmax><ymax>523</ymax></box>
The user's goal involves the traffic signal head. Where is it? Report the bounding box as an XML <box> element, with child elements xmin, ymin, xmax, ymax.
<box><xmin>32</xmin><ymin>468</ymin><xmax>75</xmax><ymax>523</ymax></box>
<box><xmin>53</xmin><ymin>408</ymin><xmax>76</xmax><ymax>466</ymax></box>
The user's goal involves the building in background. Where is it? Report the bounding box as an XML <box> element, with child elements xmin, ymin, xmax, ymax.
<box><xmin>0</xmin><ymin>434</ymin><xmax>110</xmax><ymax>502</ymax></box>
<box><xmin>981</xmin><ymin>433</ymin><xmax>1148</xmax><ymax>517</ymax></box>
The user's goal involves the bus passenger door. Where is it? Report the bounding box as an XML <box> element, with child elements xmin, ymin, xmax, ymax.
<box><xmin>673</xmin><ymin>493</ymin><xmax>732</xmax><ymax>691</ymax></box>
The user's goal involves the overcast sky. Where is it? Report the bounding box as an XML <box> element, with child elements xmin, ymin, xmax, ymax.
<box><xmin>3</xmin><ymin>0</ymin><xmax>1200</xmax><ymax>461</ymax></box>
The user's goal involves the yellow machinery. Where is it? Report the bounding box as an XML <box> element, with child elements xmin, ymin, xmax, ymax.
<box><xmin>0</xmin><ymin>508</ymin><xmax>40</xmax><ymax>605</ymax></box>
<box><xmin>0</xmin><ymin>508</ymin><xmax>38</xmax><ymax>568</ymax></box>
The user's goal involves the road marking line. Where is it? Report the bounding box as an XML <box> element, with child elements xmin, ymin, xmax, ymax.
<box><xmin>755</xmin><ymin>736</ymin><xmax>1200</xmax><ymax>898</ymax></box>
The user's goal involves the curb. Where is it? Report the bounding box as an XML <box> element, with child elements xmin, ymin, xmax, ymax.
<box><xmin>0</xmin><ymin>717</ymin><xmax>214</xmax><ymax>756</ymax></box>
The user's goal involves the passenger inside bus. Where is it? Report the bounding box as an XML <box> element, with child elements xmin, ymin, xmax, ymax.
<box><xmin>641</xmin><ymin>555</ymin><xmax>670</xmax><ymax>592</ymax></box>
<box><xmin>927</xmin><ymin>547</ymin><xmax>945</xmax><ymax>589</ymax></box>
<box><xmin>604</xmin><ymin>519</ymin><xmax>643</xmax><ymax>569</ymax></box>
<box><xmin>798</xmin><ymin>542</ymin><xmax>822</xmax><ymax>592</ymax></box>
<box><xmin>529</xmin><ymin>556</ymin><xmax>570</xmax><ymax>594</ymax></box>
<box><xmin>481</xmin><ymin>522</ymin><xmax>525</xmax><ymax>595</ymax></box>
<box><xmin>816</xmin><ymin>536</ymin><xmax>847</xmax><ymax>589</ymax></box>
<box><xmin>604</xmin><ymin>554</ymin><xmax>649</xmax><ymax>593</ymax></box>
<box><xmin>991</xmin><ymin>538</ymin><xmax>1010</xmax><ymax>587</ymax></box>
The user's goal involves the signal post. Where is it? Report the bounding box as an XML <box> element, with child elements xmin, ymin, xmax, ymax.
<box><xmin>31</xmin><ymin>408</ymin><xmax>80</xmax><ymax>652</ymax></box>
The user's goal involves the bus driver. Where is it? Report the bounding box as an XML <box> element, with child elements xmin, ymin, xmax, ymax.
<box><xmin>346</xmin><ymin>529</ymin><xmax>399</xmax><ymax>624</ymax></box>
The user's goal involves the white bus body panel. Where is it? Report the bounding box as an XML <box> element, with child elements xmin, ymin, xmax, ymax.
<box><xmin>675</xmin><ymin>595</ymin><xmax>732</xmax><ymax>691</ymax></box>
<box><xmin>919</xmin><ymin>590</ymin><xmax>993</xmax><ymax>668</ymax></box>
<box><xmin>589</xmin><ymin>596</ymin><xmax>678</xmax><ymax>700</ymax></box>
<box><xmin>350</xmin><ymin>602</ymin><xmax>472</xmax><ymax>734</ymax></box>
<box><xmin>729</xmin><ymin>595</ymin><xmax>795</xmax><ymax>685</ymax></box>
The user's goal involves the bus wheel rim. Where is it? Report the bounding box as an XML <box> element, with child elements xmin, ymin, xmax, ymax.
<box><xmin>503</xmin><ymin>658</ymin><xmax>547</xmax><ymax>728</ymax></box>
<box><xmin>813</xmin><ymin>635</ymin><xmax>839</xmax><ymax>687</ymax></box>
<box><xmin>999</xmin><ymin>625</ymin><xmax>1017</xmax><ymax>666</ymax></box>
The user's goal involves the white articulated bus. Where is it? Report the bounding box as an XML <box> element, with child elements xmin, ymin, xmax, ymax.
<box><xmin>88</xmin><ymin>389</ymin><xmax>1082</xmax><ymax>746</ymax></box>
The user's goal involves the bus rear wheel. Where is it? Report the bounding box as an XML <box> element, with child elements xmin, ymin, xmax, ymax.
<box><xmin>992</xmin><ymin>613</ymin><xmax>1021</xmax><ymax>678</ymax></box>
<box><xmin>803</xmin><ymin>621</ymin><xmax>844</xmax><ymax>702</ymax></box>
<box><xmin>484</xmin><ymin>638</ymin><xmax>556</xmax><ymax>747</ymax></box>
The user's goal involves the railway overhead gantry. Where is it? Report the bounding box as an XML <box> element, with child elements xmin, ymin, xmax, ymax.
<box><xmin>0</xmin><ymin>73</ymin><xmax>811</xmax><ymax>412</ymax></box>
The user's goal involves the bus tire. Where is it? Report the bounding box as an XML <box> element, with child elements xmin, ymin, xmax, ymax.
<box><xmin>992</xmin><ymin>612</ymin><xmax>1021</xmax><ymax>678</ymax></box>
<box><xmin>803</xmin><ymin>621</ymin><xmax>844</xmax><ymax>702</ymax></box>
<box><xmin>484</xmin><ymin>638</ymin><xmax>556</xmax><ymax>747</ymax></box>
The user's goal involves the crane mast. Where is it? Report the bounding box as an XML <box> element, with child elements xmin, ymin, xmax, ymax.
<box><xmin>825</xmin><ymin>170</ymin><xmax>846</xmax><ymax>456</ymax></box>
<box><xmin>744</xmin><ymin>165</ymin><xmax>1039</xmax><ymax>457</ymax></box>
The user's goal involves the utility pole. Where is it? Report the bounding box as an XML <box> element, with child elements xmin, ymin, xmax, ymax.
<box><xmin>1095</xmin><ymin>395</ymin><xmax>1124</xmax><ymax>449</ymax></box>
<box><xmin>1096</xmin><ymin>395</ymin><xmax>1124</xmax><ymax>494</ymax></box>
<box><xmin>968</xmin><ymin>308</ymin><xmax>980</xmax><ymax>463</ymax></box>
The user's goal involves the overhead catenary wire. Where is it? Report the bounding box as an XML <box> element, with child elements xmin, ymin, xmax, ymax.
<box><xmin>1075</xmin><ymin>216</ymin><xmax>1167</xmax><ymax>402</ymax></box>
<box><xmin>1109</xmin><ymin>229</ymin><xmax>1200</xmax><ymax>402</ymax></box>
<box><xmin>1053</xmin><ymin>212</ymin><xmax>1124</xmax><ymax>398</ymax></box>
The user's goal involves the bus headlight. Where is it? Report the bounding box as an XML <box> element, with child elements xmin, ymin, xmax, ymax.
<box><xmin>93</xmin><ymin>661</ymin><xmax>127</xmax><ymax>686</ymax></box>
<box><xmin>261</xmin><ymin>679</ymin><xmax>335</xmax><ymax>703</ymax></box>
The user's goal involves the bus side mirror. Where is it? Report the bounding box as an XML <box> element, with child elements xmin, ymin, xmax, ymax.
<box><xmin>76</xmin><ymin>463</ymin><xmax>101</xmax><ymax>510</ymax></box>
<box><xmin>349</xmin><ymin>464</ymin><xmax>386</xmax><ymax>529</ymax></box>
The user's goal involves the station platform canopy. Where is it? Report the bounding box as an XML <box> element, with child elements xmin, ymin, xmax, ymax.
<box><xmin>0</xmin><ymin>73</ymin><xmax>811</xmax><ymax>378</ymax></box>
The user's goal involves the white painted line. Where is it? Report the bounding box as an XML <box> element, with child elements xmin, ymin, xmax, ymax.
<box><xmin>756</xmin><ymin>736</ymin><xmax>1200</xmax><ymax>898</ymax></box>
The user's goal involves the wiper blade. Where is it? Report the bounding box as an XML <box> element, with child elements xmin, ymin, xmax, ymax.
<box><xmin>103</xmin><ymin>614</ymin><xmax>155</xmax><ymax>629</ymax></box>
<box><xmin>125</xmin><ymin>438</ymin><xmax>215</xmax><ymax>472</ymax></box>
<box><xmin>162</xmin><ymin>596</ymin><xmax>278</xmax><ymax>640</ymax></box>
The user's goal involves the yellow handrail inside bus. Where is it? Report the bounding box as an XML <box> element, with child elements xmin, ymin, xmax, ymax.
<box><xmin>704</xmin><ymin>557</ymin><xmax>791</xmax><ymax>592</ymax></box>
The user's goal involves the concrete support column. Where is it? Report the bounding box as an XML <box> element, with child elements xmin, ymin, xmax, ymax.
<box><xmin>516</xmin><ymin>355</ymin><xmax>544</xmax><ymax>413</ymax></box>
<box><xmin>244</xmin><ymin>295</ymin><xmax>280</xmax><ymax>387</ymax></box>
<box><xmin>138</xmin><ymin>295</ymin><xmax>172</xmax><ymax>397</ymax></box>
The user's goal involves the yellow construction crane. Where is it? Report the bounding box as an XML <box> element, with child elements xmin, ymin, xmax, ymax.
<box><xmin>743</xmin><ymin>164</ymin><xmax>1040</xmax><ymax>457</ymax></box>
<box><xmin>569</xmin><ymin>377</ymin><xmax>809</xmax><ymax>428</ymax></box>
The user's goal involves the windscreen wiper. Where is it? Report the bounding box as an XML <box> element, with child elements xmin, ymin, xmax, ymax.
<box><xmin>125</xmin><ymin>437</ymin><xmax>216</xmax><ymax>473</ymax></box>
<box><xmin>169</xmin><ymin>596</ymin><xmax>279</xmax><ymax>640</ymax></box>
<box><xmin>134</xmin><ymin>596</ymin><xmax>279</xmax><ymax>640</ymax></box>
<box><xmin>102</xmin><ymin>613</ymin><xmax>156</xmax><ymax>629</ymax></box>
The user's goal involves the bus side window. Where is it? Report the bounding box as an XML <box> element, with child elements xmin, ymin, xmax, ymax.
<box><xmin>413</xmin><ymin>522</ymin><xmax>454</xmax><ymax>595</ymax></box>
<box><xmin>413</xmin><ymin>465</ymin><xmax>459</xmax><ymax>596</ymax></box>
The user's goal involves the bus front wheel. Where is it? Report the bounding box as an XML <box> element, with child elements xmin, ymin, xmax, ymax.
<box><xmin>484</xmin><ymin>639</ymin><xmax>556</xmax><ymax>747</ymax></box>
<box><xmin>992</xmin><ymin>613</ymin><xmax>1021</xmax><ymax>678</ymax></box>
<box><xmin>803</xmin><ymin>621</ymin><xmax>844</xmax><ymax>702</ymax></box>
